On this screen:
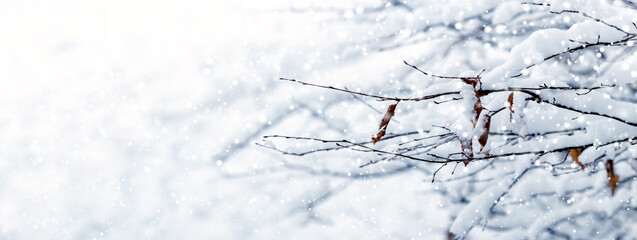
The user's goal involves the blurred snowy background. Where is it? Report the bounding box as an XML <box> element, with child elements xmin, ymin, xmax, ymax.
<box><xmin>0</xmin><ymin>0</ymin><xmax>448</xmax><ymax>239</ymax></box>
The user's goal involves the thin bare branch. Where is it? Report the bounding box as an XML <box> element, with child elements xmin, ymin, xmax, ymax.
<box><xmin>279</xmin><ymin>78</ymin><xmax>460</xmax><ymax>101</ymax></box>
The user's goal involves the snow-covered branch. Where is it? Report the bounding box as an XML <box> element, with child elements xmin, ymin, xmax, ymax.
<box><xmin>264</xmin><ymin>1</ymin><xmax>637</xmax><ymax>239</ymax></box>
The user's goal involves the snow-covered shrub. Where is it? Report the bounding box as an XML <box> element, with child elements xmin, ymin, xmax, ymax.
<box><xmin>265</xmin><ymin>0</ymin><xmax>637</xmax><ymax>239</ymax></box>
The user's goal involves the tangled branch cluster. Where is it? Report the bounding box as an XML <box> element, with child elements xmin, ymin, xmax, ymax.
<box><xmin>261</xmin><ymin>1</ymin><xmax>637</xmax><ymax>239</ymax></box>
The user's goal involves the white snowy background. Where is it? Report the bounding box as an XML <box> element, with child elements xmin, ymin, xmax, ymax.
<box><xmin>0</xmin><ymin>0</ymin><xmax>447</xmax><ymax>239</ymax></box>
<box><xmin>2</xmin><ymin>0</ymin><xmax>636</xmax><ymax>239</ymax></box>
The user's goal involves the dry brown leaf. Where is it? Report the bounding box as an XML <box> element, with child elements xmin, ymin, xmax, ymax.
<box><xmin>507</xmin><ymin>92</ymin><xmax>516</xmax><ymax>123</ymax></box>
<box><xmin>372</xmin><ymin>129</ymin><xmax>387</xmax><ymax>144</ymax></box>
<box><xmin>460</xmin><ymin>77</ymin><xmax>482</xmax><ymax>127</ymax></box>
<box><xmin>471</xmin><ymin>93</ymin><xmax>483</xmax><ymax>128</ymax></box>
<box><xmin>372</xmin><ymin>103</ymin><xmax>398</xmax><ymax>144</ymax></box>
<box><xmin>605</xmin><ymin>160</ymin><xmax>619</xmax><ymax>196</ymax></box>
<box><xmin>507</xmin><ymin>92</ymin><xmax>514</xmax><ymax>113</ymax></box>
<box><xmin>478</xmin><ymin>114</ymin><xmax>492</xmax><ymax>152</ymax></box>
<box><xmin>569</xmin><ymin>148</ymin><xmax>585</xmax><ymax>170</ymax></box>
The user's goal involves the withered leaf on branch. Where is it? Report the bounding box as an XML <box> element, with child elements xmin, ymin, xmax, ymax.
<box><xmin>605</xmin><ymin>160</ymin><xmax>619</xmax><ymax>196</ymax></box>
<box><xmin>569</xmin><ymin>148</ymin><xmax>585</xmax><ymax>170</ymax></box>
<box><xmin>507</xmin><ymin>92</ymin><xmax>528</xmax><ymax>139</ymax></box>
<box><xmin>507</xmin><ymin>92</ymin><xmax>514</xmax><ymax>113</ymax></box>
<box><xmin>478</xmin><ymin>114</ymin><xmax>492</xmax><ymax>152</ymax></box>
<box><xmin>472</xmin><ymin>95</ymin><xmax>483</xmax><ymax>128</ymax></box>
<box><xmin>372</xmin><ymin>103</ymin><xmax>398</xmax><ymax>144</ymax></box>
<box><xmin>460</xmin><ymin>84</ymin><xmax>482</xmax><ymax>128</ymax></box>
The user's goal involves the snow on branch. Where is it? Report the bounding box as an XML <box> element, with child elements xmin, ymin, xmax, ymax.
<box><xmin>264</xmin><ymin>2</ymin><xmax>637</xmax><ymax>239</ymax></box>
